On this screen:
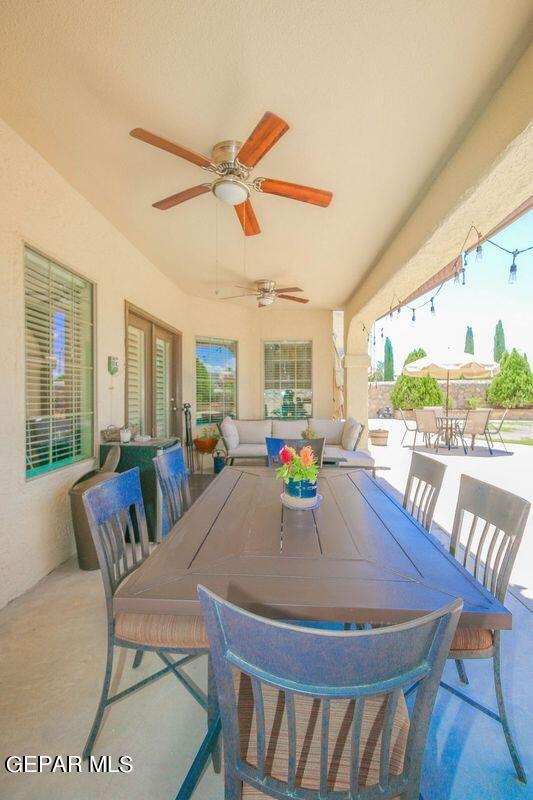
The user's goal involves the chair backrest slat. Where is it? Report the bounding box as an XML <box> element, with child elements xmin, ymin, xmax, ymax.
<box><xmin>266</xmin><ymin>437</ymin><xmax>325</xmax><ymax>468</ymax></box>
<box><xmin>350</xmin><ymin>697</ymin><xmax>364</xmax><ymax>795</ymax></box>
<box><xmin>450</xmin><ymin>475</ymin><xmax>530</xmax><ymax>602</ymax></box>
<box><xmin>82</xmin><ymin>468</ymin><xmax>150</xmax><ymax>625</ymax></box>
<box><xmin>199</xmin><ymin>585</ymin><xmax>462</xmax><ymax>800</ymax></box>
<box><xmin>403</xmin><ymin>452</ymin><xmax>446</xmax><ymax>532</ymax></box>
<box><xmin>379</xmin><ymin>688</ymin><xmax>401</xmax><ymax>789</ymax></box>
<box><xmin>285</xmin><ymin>691</ymin><xmax>297</xmax><ymax>792</ymax></box>
<box><xmin>153</xmin><ymin>445</ymin><xmax>191</xmax><ymax>537</ymax></box>
<box><xmin>250</xmin><ymin>675</ymin><xmax>266</xmax><ymax>781</ymax></box>
<box><xmin>319</xmin><ymin>698</ymin><xmax>330</xmax><ymax>797</ymax></box>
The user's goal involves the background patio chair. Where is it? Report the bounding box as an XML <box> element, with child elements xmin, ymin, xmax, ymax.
<box><xmin>266</xmin><ymin>437</ymin><xmax>325</xmax><ymax>468</ymax></box>
<box><xmin>403</xmin><ymin>452</ymin><xmax>446</xmax><ymax>532</ymax></box>
<box><xmin>81</xmin><ymin>468</ymin><xmax>218</xmax><ymax>768</ymax></box>
<box><xmin>487</xmin><ymin>409</ymin><xmax>509</xmax><ymax>452</ymax></box>
<box><xmin>454</xmin><ymin>408</ymin><xmax>493</xmax><ymax>454</ymax></box>
<box><xmin>153</xmin><ymin>444</ymin><xmax>192</xmax><ymax>537</ymax></box>
<box><xmin>442</xmin><ymin>474</ymin><xmax>530</xmax><ymax>782</ymax></box>
<box><xmin>199</xmin><ymin>584</ymin><xmax>461</xmax><ymax>800</ymax></box>
<box><xmin>413</xmin><ymin>409</ymin><xmax>442</xmax><ymax>452</ymax></box>
<box><xmin>399</xmin><ymin>409</ymin><xmax>417</xmax><ymax>446</ymax></box>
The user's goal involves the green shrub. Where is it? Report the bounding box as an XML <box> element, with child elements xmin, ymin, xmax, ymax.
<box><xmin>466</xmin><ymin>396</ymin><xmax>482</xmax><ymax>410</ymax></box>
<box><xmin>390</xmin><ymin>348</ymin><xmax>444</xmax><ymax>410</ymax></box>
<box><xmin>487</xmin><ymin>349</ymin><xmax>533</xmax><ymax>408</ymax></box>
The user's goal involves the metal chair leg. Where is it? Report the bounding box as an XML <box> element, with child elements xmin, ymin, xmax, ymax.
<box><xmin>485</xmin><ymin>433</ymin><xmax>493</xmax><ymax>455</ymax></box>
<box><xmin>412</xmin><ymin>431</ymin><xmax>417</xmax><ymax>451</ymax></box>
<box><xmin>493</xmin><ymin>633</ymin><xmax>526</xmax><ymax>783</ymax></box>
<box><xmin>83</xmin><ymin>640</ymin><xmax>114</xmax><ymax>760</ymax></box>
<box><xmin>132</xmin><ymin>650</ymin><xmax>144</xmax><ymax>669</ymax></box>
<box><xmin>454</xmin><ymin>659</ymin><xmax>469</xmax><ymax>684</ymax></box>
<box><xmin>208</xmin><ymin>657</ymin><xmax>221</xmax><ymax>773</ymax></box>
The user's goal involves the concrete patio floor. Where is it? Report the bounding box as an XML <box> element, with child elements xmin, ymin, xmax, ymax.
<box><xmin>1</xmin><ymin>436</ymin><xmax>532</xmax><ymax>799</ymax></box>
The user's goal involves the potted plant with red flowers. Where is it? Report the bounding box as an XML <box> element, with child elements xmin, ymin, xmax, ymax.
<box><xmin>276</xmin><ymin>445</ymin><xmax>319</xmax><ymax>508</ymax></box>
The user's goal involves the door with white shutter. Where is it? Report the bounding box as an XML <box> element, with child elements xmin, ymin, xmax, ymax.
<box><xmin>125</xmin><ymin>306</ymin><xmax>180</xmax><ymax>438</ymax></box>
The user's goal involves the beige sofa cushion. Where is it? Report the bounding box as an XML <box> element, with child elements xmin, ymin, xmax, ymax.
<box><xmin>234</xmin><ymin>419</ymin><xmax>272</xmax><ymax>444</ymax></box>
<box><xmin>220</xmin><ymin>416</ymin><xmax>239</xmax><ymax>450</ymax></box>
<box><xmin>341</xmin><ymin>418</ymin><xmax>363</xmax><ymax>451</ymax></box>
<box><xmin>309</xmin><ymin>418</ymin><xmax>344</xmax><ymax>445</ymax></box>
<box><xmin>227</xmin><ymin>444</ymin><xmax>268</xmax><ymax>458</ymax></box>
<box><xmin>271</xmin><ymin>419</ymin><xmax>308</xmax><ymax>439</ymax></box>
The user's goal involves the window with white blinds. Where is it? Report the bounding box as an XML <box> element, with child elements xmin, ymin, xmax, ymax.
<box><xmin>264</xmin><ymin>340</ymin><xmax>312</xmax><ymax>419</ymax></box>
<box><xmin>24</xmin><ymin>247</ymin><xmax>94</xmax><ymax>477</ymax></box>
<box><xmin>196</xmin><ymin>337</ymin><xmax>237</xmax><ymax>426</ymax></box>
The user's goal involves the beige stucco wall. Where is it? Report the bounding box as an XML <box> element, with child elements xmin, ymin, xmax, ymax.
<box><xmin>0</xmin><ymin>120</ymin><xmax>333</xmax><ymax>608</ymax></box>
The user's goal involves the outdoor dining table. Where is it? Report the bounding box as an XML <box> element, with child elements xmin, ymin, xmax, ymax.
<box><xmin>114</xmin><ymin>465</ymin><xmax>511</xmax><ymax>798</ymax></box>
<box><xmin>437</xmin><ymin>414</ymin><xmax>464</xmax><ymax>449</ymax></box>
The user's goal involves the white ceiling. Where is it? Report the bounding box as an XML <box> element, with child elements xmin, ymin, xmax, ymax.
<box><xmin>1</xmin><ymin>0</ymin><xmax>532</xmax><ymax>307</ymax></box>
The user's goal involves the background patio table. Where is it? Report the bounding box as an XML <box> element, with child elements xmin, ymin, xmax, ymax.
<box><xmin>115</xmin><ymin>466</ymin><xmax>510</xmax><ymax>630</ymax></box>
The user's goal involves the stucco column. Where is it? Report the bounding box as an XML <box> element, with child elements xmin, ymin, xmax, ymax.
<box><xmin>344</xmin><ymin>352</ymin><xmax>371</xmax><ymax>448</ymax></box>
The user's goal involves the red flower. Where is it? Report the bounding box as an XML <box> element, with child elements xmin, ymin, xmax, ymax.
<box><xmin>279</xmin><ymin>446</ymin><xmax>293</xmax><ymax>465</ymax></box>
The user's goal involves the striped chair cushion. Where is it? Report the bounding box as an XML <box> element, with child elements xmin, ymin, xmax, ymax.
<box><xmin>114</xmin><ymin>613</ymin><xmax>208</xmax><ymax>649</ymax></box>
<box><xmin>234</xmin><ymin>672</ymin><xmax>409</xmax><ymax>798</ymax></box>
<box><xmin>450</xmin><ymin>627</ymin><xmax>493</xmax><ymax>652</ymax></box>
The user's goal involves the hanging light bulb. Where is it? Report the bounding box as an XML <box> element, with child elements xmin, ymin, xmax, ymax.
<box><xmin>475</xmin><ymin>242</ymin><xmax>483</xmax><ymax>262</ymax></box>
<box><xmin>397</xmin><ymin>307</ymin><xmax>401</xmax><ymax>316</ymax></box>
<box><xmin>389</xmin><ymin>309</ymin><xmax>393</xmax><ymax>320</ymax></box>
<box><xmin>411</xmin><ymin>308</ymin><xmax>416</xmax><ymax>324</ymax></box>
<box><xmin>509</xmin><ymin>251</ymin><xmax>518</xmax><ymax>283</ymax></box>
<box><xmin>462</xmin><ymin>267</ymin><xmax>466</xmax><ymax>286</ymax></box>
<box><xmin>461</xmin><ymin>250</ymin><xmax>467</xmax><ymax>285</ymax></box>
<box><xmin>430</xmin><ymin>297</ymin><xmax>435</xmax><ymax>315</ymax></box>
<box><xmin>453</xmin><ymin>257</ymin><xmax>461</xmax><ymax>284</ymax></box>
<box><xmin>380</xmin><ymin>327</ymin><xmax>384</xmax><ymax>340</ymax></box>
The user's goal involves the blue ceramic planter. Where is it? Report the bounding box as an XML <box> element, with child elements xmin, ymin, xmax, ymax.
<box><xmin>286</xmin><ymin>479</ymin><xmax>317</xmax><ymax>499</ymax></box>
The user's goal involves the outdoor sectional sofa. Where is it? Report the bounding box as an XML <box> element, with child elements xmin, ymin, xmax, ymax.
<box><xmin>219</xmin><ymin>417</ymin><xmax>374</xmax><ymax>468</ymax></box>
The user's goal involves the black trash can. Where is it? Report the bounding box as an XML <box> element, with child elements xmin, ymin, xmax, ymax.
<box><xmin>69</xmin><ymin>471</ymin><xmax>119</xmax><ymax>570</ymax></box>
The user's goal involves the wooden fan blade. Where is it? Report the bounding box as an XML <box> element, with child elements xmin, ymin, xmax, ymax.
<box><xmin>277</xmin><ymin>294</ymin><xmax>309</xmax><ymax>303</ymax></box>
<box><xmin>257</xmin><ymin>178</ymin><xmax>332</xmax><ymax>207</ymax></box>
<box><xmin>130</xmin><ymin>128</ymin><xmax>211</xmax><ymax>168</ymax></box>
<box><xmin>237</xmin><ymin>112</ymin><xmax>289</xmax><ymax>168</ymax></box>
<box><xmin>234</xmin><ymin>199</ymin><xmax>261</xmax><ymax>236</ymax></box>
<box><xmin>152</xmin><ymin>184</ymin><xmax>211</xmax><ymax>210</ymax></box>
<box><xmin>274</xmin><ymin>287</ymin><xmax>303</xmax><ymax>293</ymax></box>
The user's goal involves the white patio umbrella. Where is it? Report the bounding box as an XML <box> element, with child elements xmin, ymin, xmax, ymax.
<box><xmin>402</xmin><ymin>349</ymin><xmax>500</xmax><ymax>417</ymax></box>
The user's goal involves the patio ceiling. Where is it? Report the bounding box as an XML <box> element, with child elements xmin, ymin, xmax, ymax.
<box><xmin>1</xmin><ymin>0</ymin><xmax>531</xmax><ymax>308</ymax></box>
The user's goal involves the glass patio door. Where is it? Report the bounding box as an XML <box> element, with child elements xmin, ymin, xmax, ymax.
<box><xmin>126</xmin><ymin>309</ymin><xmax>180</xmax><ymax>438</ymax></box>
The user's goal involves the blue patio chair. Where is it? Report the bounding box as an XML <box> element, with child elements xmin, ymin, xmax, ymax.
<box><xmin>81</xmin><ymin>468</ymin><xmax>218</xmax><ymax>769</ymax></box>
<box><xmin>266</xmin><ymin>436</ymin><xmax>325</xmax><ymax>468</ymax></box>
<box><xmin>441</xmin><ymin>474</ymin><xmax>530</xmax><ymax>783</ymax></box>
<box><xmin>199</xmin><ymin>584</ymin><xmax>462</xmax><ymax>800</ymax></box>
<box><xmin>153</xmin><ymin>444</ymin><xmax>192</xmax><ymax>537</ymax></box>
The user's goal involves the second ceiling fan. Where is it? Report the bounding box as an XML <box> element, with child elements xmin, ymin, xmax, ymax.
<box><xmin>130</xmin><ymin>112</ymin><xmax>332</xmax><ymax>236</ymax></box>
<box><xmin>222</xmin><ymin>280</ymin><xmax>309</xmax><ymax>307</ymax></box>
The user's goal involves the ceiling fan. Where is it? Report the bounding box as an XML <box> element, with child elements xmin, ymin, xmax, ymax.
<box><xmin>221</xmin><ymin>280</ymin><xmax>309</xmax><ymax>308</ymax></box>
<box><xmin>130</xmin><ymin>112</ymin><xmax>332</xmax><ymax>236</ymax></box>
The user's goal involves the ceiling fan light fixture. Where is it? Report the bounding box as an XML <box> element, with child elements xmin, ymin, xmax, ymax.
<box><xmin>212</xmin><ymin>177</ymin><xmax>250</xmax><ymax>206</ymax></box>
<box><xmin>258</xmin><ymin>295</ymin><xmax>275</xmax><ymax>306</ymax></box>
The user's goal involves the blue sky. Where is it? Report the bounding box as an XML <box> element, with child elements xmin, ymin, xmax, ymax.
<box><xmin>372</xmin><ymin>211</ymin><xmax>533</xmax><ymax>374</ymax></box>
<box><xmin>197</xmin><ymin>343</ymin><xmax>236</xmax><ymax>373</ymax></box>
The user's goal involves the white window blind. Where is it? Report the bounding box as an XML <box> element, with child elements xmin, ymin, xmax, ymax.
<box><xmin>127</xmin><ymin>324</ymin><xmax>146</xmax><ymax>434</ymax></box>
<box><xmin>264</xmin><ymin>340</ymin><xmax>312</xmax><ymax>419</ymax></box>
<box><xmin>196</xmin><ymin>337</ymin><xmax>237</xmax><ymax>426</ymax></box>
<box><xmin>25</xmin><ymin>247</ymin><xmax>94</xmax><ymax>477</ymax></box>
<box><xmin>154</xmin><ymin>336</ymin><xmax>170</xmax><ymax>437</ymax></box>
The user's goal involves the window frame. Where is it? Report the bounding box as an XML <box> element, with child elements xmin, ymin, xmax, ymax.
<box><xmin>23</xmin><ymin>244</ymin><xmax>96</xmax><ymax>480</ymax></box>
<box><xmin>262</xmin><ymin>339</ymin><xmax>313</xmax><ymax>420</ymax></box>
<box><xmin>195</xmin><ymin>336</ymin><xmax>238</xmax><ymax>427</ymax></box>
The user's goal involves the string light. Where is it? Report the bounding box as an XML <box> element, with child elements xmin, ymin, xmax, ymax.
<box><xmin>509</xmin><ymin>251</ymin><xmax>518</xmax><ymax>283</ymax></box>
<box><xmin>382</xmin><ymin>219</ymin><xmax>531</xmax><ymax>322</ymax></box>
<box><xmin>380</xmin><ymin>327</ymin><xmax>384</xmax><ymax>340</ymax></box>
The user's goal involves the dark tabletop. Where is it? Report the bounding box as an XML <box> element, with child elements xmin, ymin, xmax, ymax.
<box><xmin>114</xmin><ymin>466</ymin><xmax>511</xmax><ymax>629</ymax></box>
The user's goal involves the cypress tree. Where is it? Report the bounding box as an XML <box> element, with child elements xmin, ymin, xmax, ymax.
<box><xmin>384</xmin><ymin>337</ymin><xmax>394</xmax><ymax>380</ymax></box>
<box><xmin>493</xmin><ymin>320</ymin><xmax>506</xmax><ymax>362</ymax></box>
<box><xmin>464</xmin><ymin>326</ymin><xmax>474</xmax><ymax>355</ymax></box>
